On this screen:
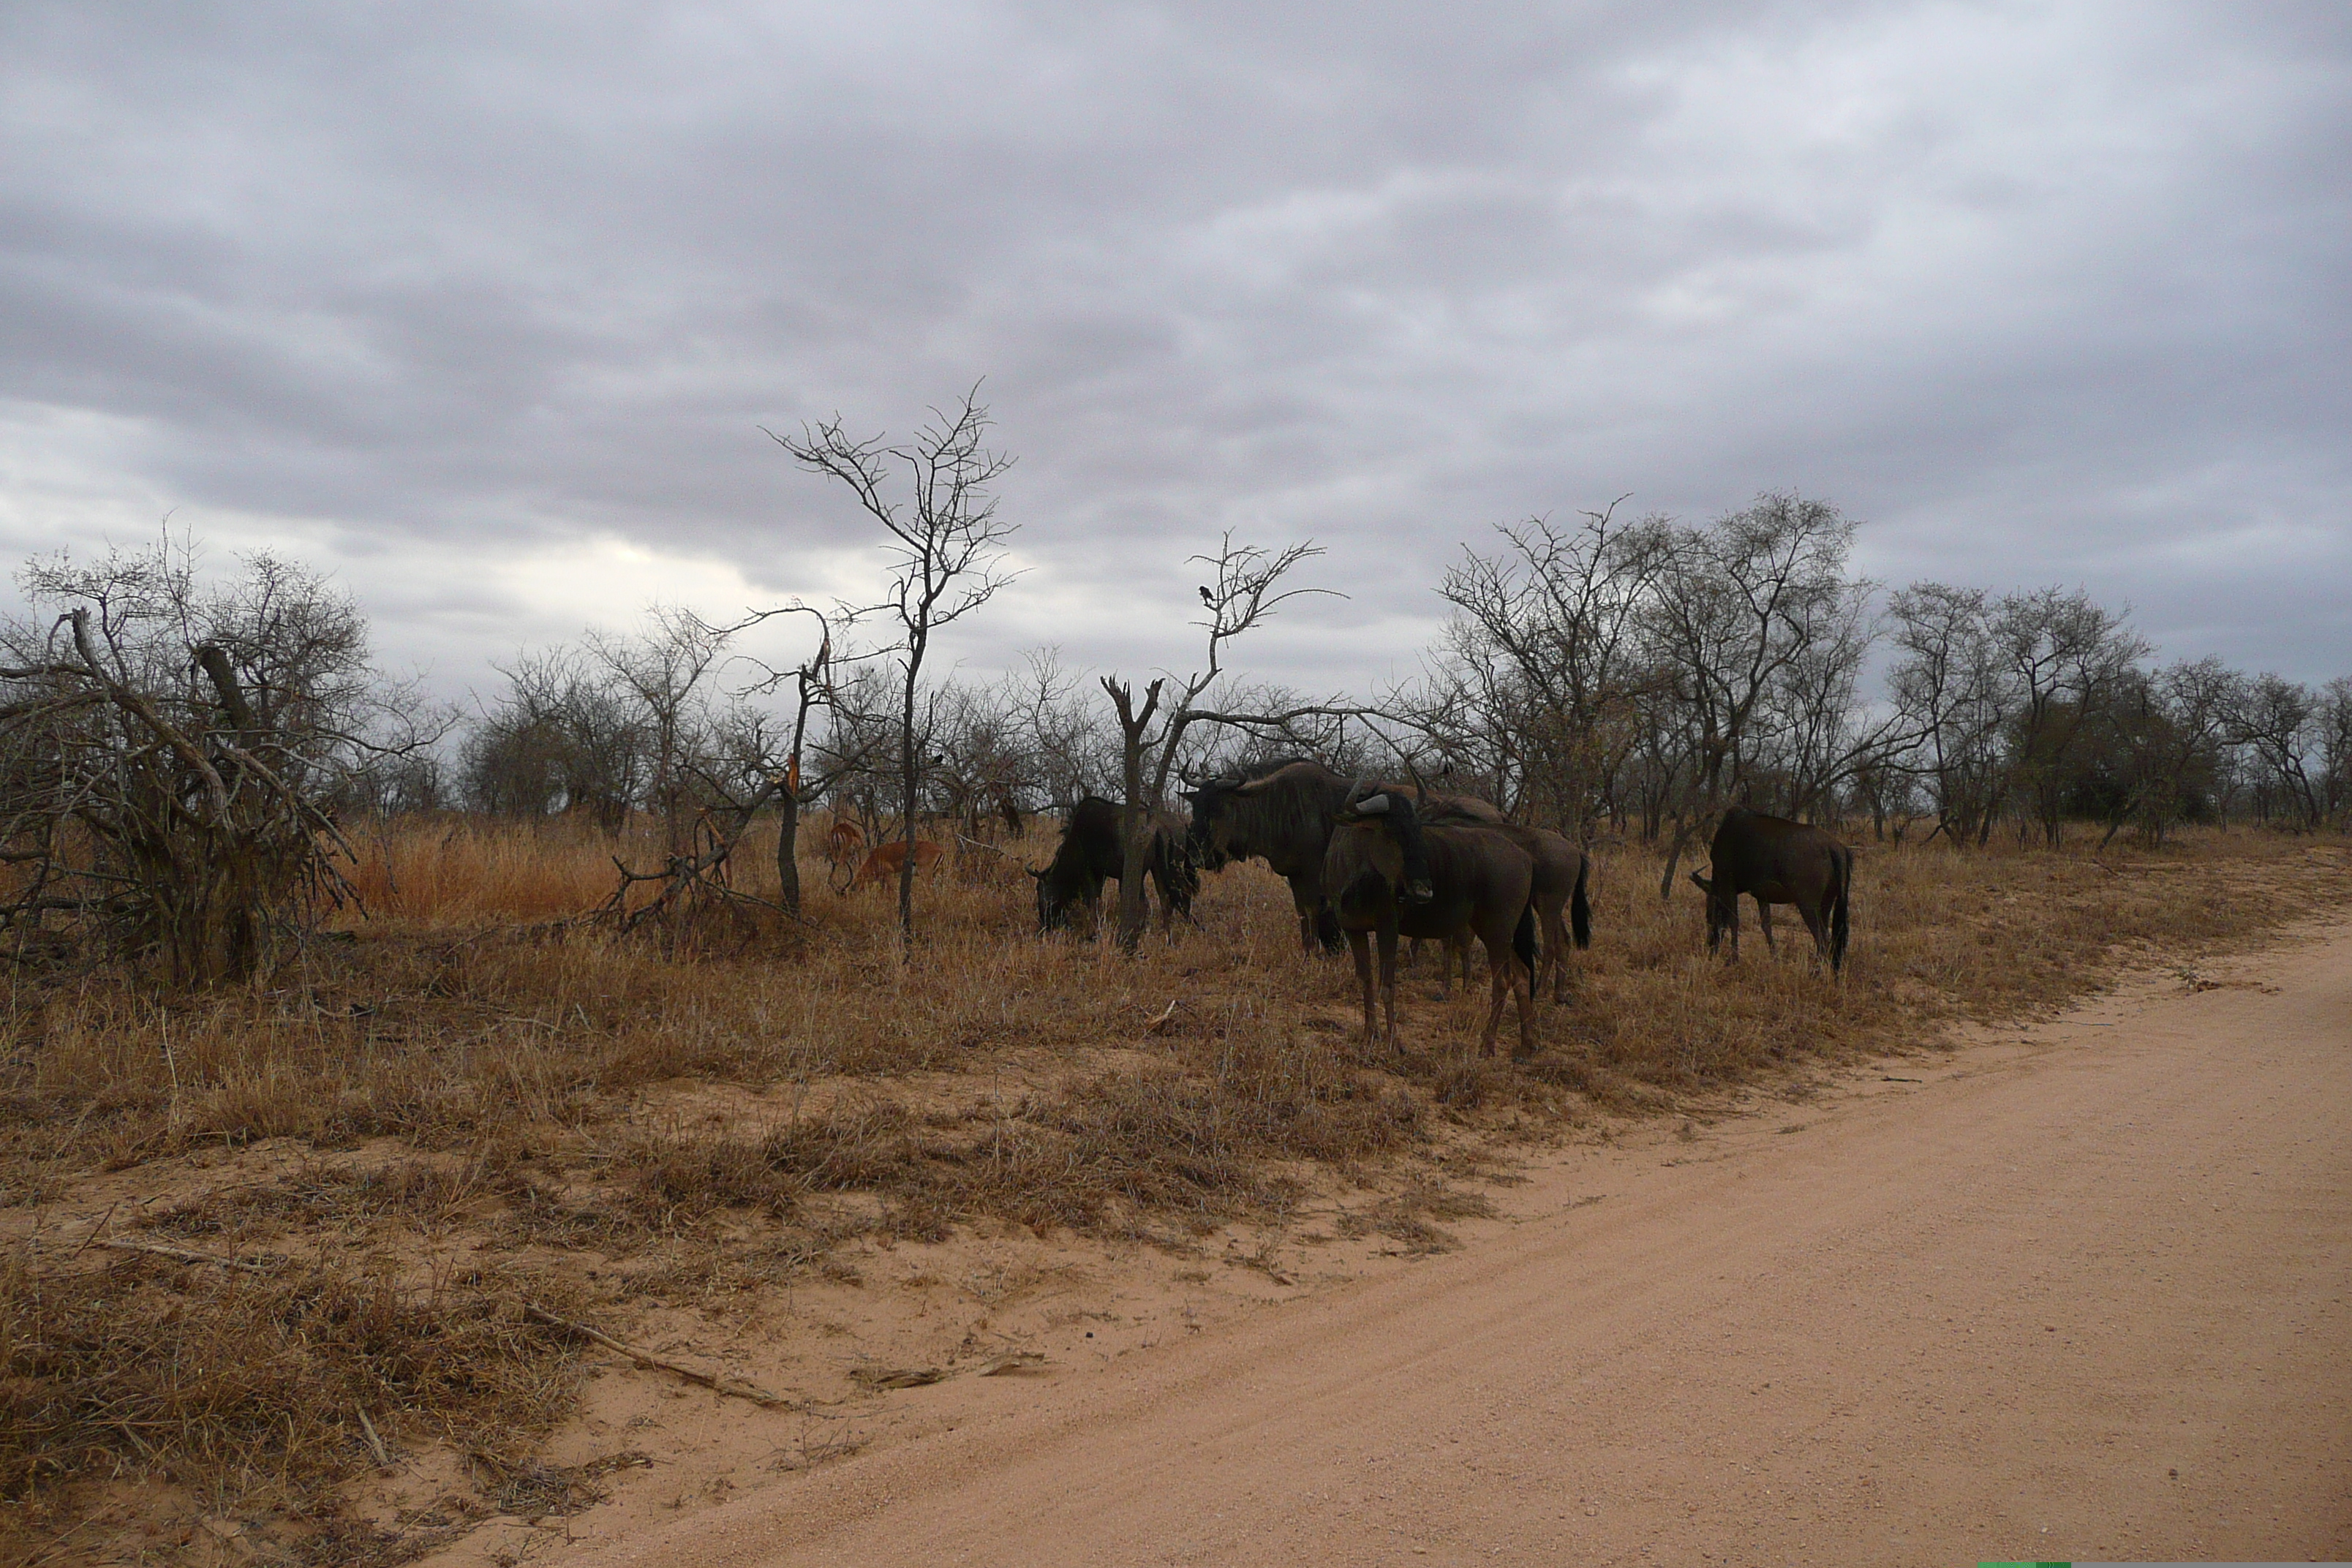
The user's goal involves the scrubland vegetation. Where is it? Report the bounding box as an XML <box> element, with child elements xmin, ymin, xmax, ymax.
<box><xmin>4</xmin><ymin>811</ymin><xmax>2345</xmax><ymax>1565</ymax></box>
<box><xmin>5</xmin><ymin>400</ymin><xmax>2349</xmax><ymax>1561</ymax></box>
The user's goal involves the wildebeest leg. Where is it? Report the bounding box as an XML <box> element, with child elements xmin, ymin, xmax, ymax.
<box><xmin>1454</xmin><ymin>933</ymin><xmax>1474</xmax><ymax>990</ymax></box>
<box><xmin>1509</xmin><ymin>952</ymin><xmax>1536</xmax><ymax>1057</ymax></box>
<box><xmin>1795</xmin><ymin>892</ymin><xmax>1832</xmax><ymax>965</ymax></box>
<box><xmin>1474</xmin><ymin>926</ymin><xmax>1518</xmax><ymax>1058</ymax></box>
<box><xmin>1348</xmin><ymin>930</ymin><xmax>1378</xmax><ymax>1043</ymax></box>
<box><xmin>1538</xmin><ymin>906</ymin><xmax>1570</xmax><ymax>1002</ymax></box>
<box><xmin>1378</xmin><ymin>924</ymin><xmax>1401</xmax><ymax>1047</ymax></box>
<box><xmin>1754</xmin><ymin>896</ymin><xmax>1776</xmax><ymax>954</ymax></box>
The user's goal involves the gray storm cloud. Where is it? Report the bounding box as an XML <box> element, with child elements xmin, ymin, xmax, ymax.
<box><xmin>1</xmin><ymin>0</ymin><xmax>2345</xmax><ymax>692</ymax></box>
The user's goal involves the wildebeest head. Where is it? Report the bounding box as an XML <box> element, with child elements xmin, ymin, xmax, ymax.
<box><xmin>1028</xmin><ymin>861</ymin><xmax>1068</xmax><ymax>930</ymax></box>
<box><xmin>1335</xmin><ymin>780</ymin><xmax>1436</xmax><ymax>903</ymax></box>
<box><xmin>1181</xmin><ymin>772</ymin><xmax>1248</xmax><ymax>870</ymax></box>
<box><xmin>1688</xmin><ymin>868</ymin><xmax>1734</xmax><ymax>943</ymax></box>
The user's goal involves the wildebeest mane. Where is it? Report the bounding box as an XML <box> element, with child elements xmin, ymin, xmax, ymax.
<box><xmin>1233</xmin><ymin>761</ymin><xmax>1354</xmax><ymax>853</ymax></box>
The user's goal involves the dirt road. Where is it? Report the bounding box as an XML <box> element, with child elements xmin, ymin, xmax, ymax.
<box><xmin>577</xmin><ymin>923</ymin><xmax>2352</xmax><ymax>1567</ymax></box>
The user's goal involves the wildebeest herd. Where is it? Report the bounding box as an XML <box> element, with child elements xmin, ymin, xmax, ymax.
<box><xmin>889</xmin><ymin>758</ymin><xmax>1851</xmax><ymax>1058</ymax></box>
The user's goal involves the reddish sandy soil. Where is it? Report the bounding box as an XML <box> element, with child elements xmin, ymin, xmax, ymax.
<box><xmin>543</xmin><ymin>920</ymin><xmax>2352</xmax><ymax>1568</ymax></box>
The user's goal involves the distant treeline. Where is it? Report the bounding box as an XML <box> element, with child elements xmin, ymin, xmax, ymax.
<box><xmin>375</xmin><ymin>493</ymin><xmax>2347</xmax><ymax>850</ymax></box>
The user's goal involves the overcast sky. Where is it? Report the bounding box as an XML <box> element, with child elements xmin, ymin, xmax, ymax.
<box><xmin>3</xmin><ymin>0</ymin><xmax>2345</xmax><ymax>706</ymax></box>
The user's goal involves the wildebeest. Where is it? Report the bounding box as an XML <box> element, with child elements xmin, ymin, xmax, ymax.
<box><xmin>1410</xmin><ymin>813</ymin><xmax>1592</xmax><ymax>1003</ymax></box>
<box><xmin>1324</xmin><ymin>786</ymin><xmax>1538</xmax><ymax>1057</ymax></box>
<box><xmin>1688</xmin><ymin>806</ymin><xmax>1852</xmax><ymax>973</ymax></box>
<box><xmin>1029</xmin><ymin>796</ymin><xmax>1198</xmax><ymax>932</ymax></box>
<box><xmin>1184</xmin><ymin>760</ymin><xmax>1501</xmax><ymax>954</ymax></box>
<box><xmin>850</xmin><ymin>837</ymin><xmax>943</xmax><ymax>891</ymax></box>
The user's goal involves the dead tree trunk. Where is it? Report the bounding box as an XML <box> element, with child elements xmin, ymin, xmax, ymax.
<box><xmin>774</xmin><ymin>761</ymin><xmax>804</xmax><ymax>918</ymax></box>
<box><xmin>1101</xmin><ymin>676</ymin><xmax>1164</xmax><ymax>954</ymax></box>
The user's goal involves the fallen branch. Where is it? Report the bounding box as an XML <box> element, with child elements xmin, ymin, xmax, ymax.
<box><xmin>522</xmin><ymin>1303</ymin><xmax>789</xmax><ymax>1407</ymax></box>
<box><xmin>355</xmin><ymin>1406</ymin><xmax>393</xmax><ymax>1467</ymax></box>
<box><xmin>97</xmin><ymin>1237</ymin><xmax>283</xmax><ymax>1274</ymax></box>
<box><xmin>848</xmin><ymin>1365</ymin><xmax>947</xmax><ymax>1390</ymax></box>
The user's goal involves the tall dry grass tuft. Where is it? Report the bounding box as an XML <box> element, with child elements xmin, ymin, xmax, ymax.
<box><xmin>339</xmin><ymin>813</ymin><xmax>666</xmax><ymax>924</ymax></box>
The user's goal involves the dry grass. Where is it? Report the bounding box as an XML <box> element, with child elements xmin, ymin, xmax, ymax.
<box><xmin>0</xmin><ymin>1249</ymin><xmax>588</xmax><ymax>1557</ymax></box>
<box><xmin>1</xmin><ymin>813</ymin><xmax>2344</xmax><ymax>1564</ymax></box>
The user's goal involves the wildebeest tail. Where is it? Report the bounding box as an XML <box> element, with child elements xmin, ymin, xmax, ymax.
<box><xmin>1570</xmin><ymin>856</ymin><xmax>1592</xmax><ymax>949</ymax></box>
<box><xmin>1829</xmin><ymin>846</ymin><xmax>1851</xmax><ymax>974</ymax></box>
<box><xmin>1513</xmin><ymin>900</ymin><xmax>1537</xmax><ymax>976</ymax></box>
<box><xmin>1314</xmin><ymin>901</ymin><xmax>1346</xmax><ymax>953</ymax></box>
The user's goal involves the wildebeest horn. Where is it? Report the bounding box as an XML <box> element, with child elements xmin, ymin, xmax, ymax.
<box><xmin>1025</xmin><ymin>863</ymin><xmax>1046</xmax><ymax>880</ymax></box>
<box><xmin>1340</xmin><ymin>778</ymin><xmax>1391</xmax><ymax>817</ymax></box>
<box><xmin>1687</xmin><ymin>870</ymin><xmax>1714</xmax><ymax>893</ymax></box>
<box><xmin>1402</xmin><ymin>753</ymin><xmax>1431</xmax><ymax>802</ymax></box>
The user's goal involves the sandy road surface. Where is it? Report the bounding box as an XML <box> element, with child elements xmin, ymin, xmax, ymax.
<box><xmin>578</xmin><ymin>924</ymin><xmax>2352</xmax><ymax>1567</ymax></box>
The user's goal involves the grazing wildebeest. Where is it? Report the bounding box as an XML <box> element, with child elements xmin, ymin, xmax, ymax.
<box><xmin>850</xmin><ymin>838</ymin><xmax>943</xmax><ymax>891</ymax></box>
<box><xmin>1410</xmin><ymin>810</ymin><xmax>1593</xmax><ymax>1003</ymax></box>
<box><xmin>1688</xmin><ymin>806</ymin><xmax>1852</xmax><ymax>973</ymax></box>
<box><xmin>1184</xmin><ymin>760</ymin><xmax>1501</xmax><ymax>954</ymax></box>
<box><xmin>1029</xmin><ymin>796</ymin><xmax>1198</xmax><ymax>933</ymax></box>
<box><xmin>1324</xmin><ymin>786</ymin><xmax>1538</xmax><ymax>1058</ymax></box>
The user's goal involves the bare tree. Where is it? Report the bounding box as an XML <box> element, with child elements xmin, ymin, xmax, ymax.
<box><xmin>2319</xmin><ymin>678</ymin><xmax>2352</xmax><ymax>832</ymax></box>
<box><xmin>771</xmin><ymin>385</ymin><xmax>1019</xmax><ymax>948</ymax></box>
<box><xmin>1429</xmin><ymin>501</ymin><xmax>1668</xmax><ymax>834</ymax></box>
<box><xmin>1010</xmin><ymin>648</ymin><xmax>1117</xmax><ymax>808</ymax></box>
<box><xmin>584</xmin><ymin>606</ymin><xmax>733</xmax><ymax>859</ymax></box>
<box><xmin>1887</xmin><ymin>584</ymin><xmax>2009</xmax><ymax>845</ymax></box>
<box><xmin>717</xmin><ymin>603</ymin><xmax>898</xmax><ymax>915</ymax></box>
<box><xmin>1642</xmin><ymin>494</ymin><xmax>1863</xmax><ymax>892</ymax></box>
<box><xmin>1991</xmin><ymin>587</ymin><xmax>2146</xmax><ymax>847</ymax></box>
<box><xmin>2231</xmin><ymin>673</ymin><xmax>2323</xmax><ymax>829</ymax></box>
<box><xmin>462</xmin><ymin>649</ymin><xmax>645</xmax><ymax>826</ymax></box>
<box><xmin>1</xmin><ymin>538</ymin><xmax>437</xmax><ymax>982</ymax></box>
<box><xmin>2083</xmin><ymin>657</ymin><xmax>2240</xmax><ymax>848</ymax></box>
<box><xmin>1096</xmin><ymin>535</ymin><xmax>1341</xmax><ymax>951</ymax></box>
